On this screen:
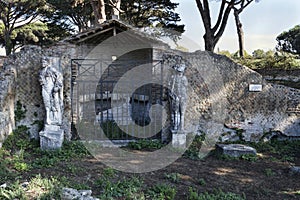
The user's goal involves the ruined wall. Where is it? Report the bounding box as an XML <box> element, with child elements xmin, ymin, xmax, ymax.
<box><xmin>1</xmin><ymin>44</ymin><xmax>299</xmax><ymax>144</ymax></box>
<box><xmin>177</xmin><ymin>51</ymin><xmax>300</xmax><ymax>142</ymax></box>
<box><xmin>0</xmin><ymin>66</ymin><xmax>15</xmax><ymax>147</ymax></box>
<box><xmin>3</xmin><ymin>44</ymin><xmax>77</xmax><ymax>140</ymax></box>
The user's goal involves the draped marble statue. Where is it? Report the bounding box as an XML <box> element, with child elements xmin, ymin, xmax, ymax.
<box><xmin>168</xmin><ymin>63</ymin><xmax>188</xmax><ymax>132</ymax></box>
<box><xmin>39</xmin><ymin>57</ymin><xmax>64</xmax><ymax>150</ymax></box>
<box><xmin>39</xmin><ymin>57</ymin><xmax>63</xmax><ymax>125</ymax></box>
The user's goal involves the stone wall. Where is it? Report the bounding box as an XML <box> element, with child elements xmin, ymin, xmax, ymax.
<box><xmin>0</xmin><ymin>44</ymin><xmax>299</xmax><ymax>145</ymax></box>
<box><xmin>176</xmin><ymin>51</ymin><xmax>300</xmax><ymax>142</ymax></box>
<box><xmin>0</xmin><ymin>65</ymin><xmax>15</xmax><ymax>147</ymax></box>
<box><xmin>3</xmin><ymin>44</ymin><xmax>77</xmax><ymax>140</ymax></box>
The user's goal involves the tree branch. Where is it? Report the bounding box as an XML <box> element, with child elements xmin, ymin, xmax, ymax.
<box><xmin>212</xmin><ymin>0</ymin><xmax>226</xmax><ymax>33</ymax></box>
<box><xmin>214</xmin><ymin>0</ymin><xmax>234</xmax><ymax>43</ymax></box>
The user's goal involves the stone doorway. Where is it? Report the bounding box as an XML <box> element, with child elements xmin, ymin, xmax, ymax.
<box><xmin>71</xmin><ymin>57</ymin><xmax>164</xmax><ymax>141</ymax></box>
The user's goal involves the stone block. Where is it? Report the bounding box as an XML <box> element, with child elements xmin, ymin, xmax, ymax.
<box><xmin>290</xmin><ymin>166</ymin><xmax>300</xmax><ymax>174</ymax></box>
<box><xmin>40</xmin><ymin>125</ymin><xmax>64</xmax><ymax>150</ymax></box>
<box><xmin>216</xmin><ymin>143</ymin><xmax>256</xmax><ymax>157</ymax></box>
<box><xmin>172</xmin><ymin>131</ymin><xmax>186</xmax><ymax>149</ymax></box>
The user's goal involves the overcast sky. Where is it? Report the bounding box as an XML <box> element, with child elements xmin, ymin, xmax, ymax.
<box><xmin>174</xmin><ymin>0</ymin><xmax>300</xmax><ymax>53</ymax></box>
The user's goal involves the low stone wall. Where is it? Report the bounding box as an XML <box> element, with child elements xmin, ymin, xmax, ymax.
<box><xmin>178</xmin><ymin>51</ymin><xmax>300</xmax><ymax>142</ymax></box>
<box><xmin>0</xmin><ymin>66</ymin><xmax>15</xmax><ymax>147</ymax></box>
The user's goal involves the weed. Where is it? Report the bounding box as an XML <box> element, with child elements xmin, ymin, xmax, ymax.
<box><xmin>216</xmin><ymin>153</ymin><xmax>238</xmax><ymax>161</ymax></box>
<box><xmin>264</xmin><ymin>168</ymin><xmax>275</xmax><ymax>177</ymax></box>
<box><xmin>0</xmin><ymin>180</ymin><xmax>25</xmax><ymax>200</ymax></box>
<box><xmin>31</xmin><ymin>120</ymin><xmax>44</xmax><ymax>132</ymax></box>
<box><xmin>222</xmin><ymin>140</ymin><xmax>300</xmax><ymax>163</ymax></box>
<box><xmin>31</xmin><ymin>141</ymin><xmax>90</xmax><ymax>169</ymax></box>
<box><xmin>14</xmin><ymin>162</ymin><xmax>29</xmax><ymax>172</ymax></box>
<box><xmin>66</xmin><ymin>164</ymin><xmax>83</xmax><ymax>174</ymax></box>
<box><xmin>97</xmin><ymin>176</ymin><xmax>144</xmax><ymax>199</ymax></box>
<box><xmin>188</xmin><ymin>187</ymin><xmax>246</xmax><ymax>200</ymax></box>
<box><xmin>280</xmin><ymin>155</ymin><xmax>295</xmax><ymax>162</ymax></box>
<box><xmin>146</xmin><ymin>183</ymin><xmax>176</xmax><ymax>200</ymax></box>
<box><xmin>240</xmin><ymin>154</ymin><xmax>258</xmax><ymax>162</ymax></box>
<box><xmin>198</xmin><ymin>178</ymin><xmax>206</xmax><ymax>186</ymax></box>
<box><xmin>0</xmin><ymin>174</ymin><xmax>61</xmax><ymax>200</ymax></box>
<box><xmin>27</xmin><ymin>174</ymin><xmax>62</xmax><ymax>199</ymax></box>
<box><xmin>164</xmin><ymin>173</ymin><xmax>181</xmax><ymax>183</ymax></box>
<box><xmin>14</xmin><ymin>101</ymin><xmax>27</xmax><ymax>123</ymax></box>
<box><xmin>2</xmin><ymin>126</ymin><xmax>34</xmax><ymax>152</ymax></box>
<box><xmin>0</xmin><ymin>161</ymin><xmax>16</xmax><ymax>184</ymax></box>
<box><xmin>103</xmin><ymin>167</ymin><xmax>116</xmax><ymax>177</ymax></box>
<box><xmin>184</xmin><ymin>134</ymin><xmax>206</xmax><ymax>160</ymax></box>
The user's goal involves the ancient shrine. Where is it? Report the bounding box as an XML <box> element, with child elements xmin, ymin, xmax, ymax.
<box><xmin>0</xmin><ymin>19</ymin><xmax>299</xmax><ymax>150</ymax></box>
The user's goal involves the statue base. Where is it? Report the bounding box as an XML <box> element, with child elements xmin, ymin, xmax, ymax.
<box><xmin>171</xmin><ymin>130</ymin><xmax>186</xmax><ymax>149</ymax></box>
<box><xmin>39</xmin><ymin>125</ymin><xmax>64</xmax><ymax>150</ymax></box>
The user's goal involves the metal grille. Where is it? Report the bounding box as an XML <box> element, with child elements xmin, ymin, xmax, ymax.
<box><xmin>71</xmin><ymin>58</ymin><xmax>164</xmax><ymax>141</ymax></box>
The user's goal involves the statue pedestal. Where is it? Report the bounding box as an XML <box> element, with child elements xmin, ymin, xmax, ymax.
<box><xmin>39</xmin><ymin>125</ymin><xmax>64</xmax><ymax>150</ymax></box>
<box><xmin>171</xmin><ymin>130</ymin><xmax>186</xmax><ymax>149</ymax></box>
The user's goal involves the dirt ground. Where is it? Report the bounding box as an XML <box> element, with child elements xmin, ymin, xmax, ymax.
<box><xmin>21</xmin><ymin>146</ymin><xmax>300</xmax><ymax>200</ymax></box>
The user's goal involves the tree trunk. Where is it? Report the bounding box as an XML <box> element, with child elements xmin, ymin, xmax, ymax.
<box><xmin>196</xmin><ymin>0</ymin><xmax>234</xmax><ymax>52</ymax></box>
<box><xmin>111</xmin><ymin>0</ymin><xmax>121</xmax><ymax>18</ymax></box>
<box><xmin>4</xmin><ymin>29</ymin><xmax>12</xmax><ymax>56</ymax></box>
<box><xmin>234</xmin><ymin>10</ymin><xmax>244</xmax><ymax>57</ymax></box>
<box><xmin>203</xmin><ymin>33</ymin><xmax>215</xmax><ymax>52</ymax></box>
<box><xmin>90</xmin><ymin>0</ymin><xmax>106</xmax><ymax>25</ymax></box>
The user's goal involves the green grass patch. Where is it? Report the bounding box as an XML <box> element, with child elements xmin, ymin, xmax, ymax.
<box><xmin>188</xmin><ymin>187</ymin><xmax>246</xmax><ymax>200</ymax></box>
<box><xmin>146</xmin><ymin>183</ymin><xmax>177</xmax><ymax>200</ymax></box>
<box><xmin>0</xmin><ymin>174</ymin><xmax>61</xmax><ymax>200</ymax></box>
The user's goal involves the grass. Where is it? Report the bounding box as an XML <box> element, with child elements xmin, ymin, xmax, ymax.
<box><xmin>146</xmin><ymin>183</ymin><xmax>177</xmax><ymax>200</ymax></box>
<box><xmin>188</xmin><ymin>187</ymin><xmax>246</xmax><ymax>200</ymax></box>
<box><xmin>222</xmin><ymin>139</ymin><xmax>300</xmax><ymax>162</ymax></box>
<box><xmin>1</xmin><ymin>124</ymin><xmax>299</xmax><ymax>199</ymax></box>
<box><xmin>184</xmin><ymin>133</ymin><xmax>206</xmax><ymax>160</ymax></box>
<box><xmin>95</xmin><ymin>175</ymin><xmax>144</xmax><ymax>199</ymax></box>
<box><xmin>164</xmin><ymin>172</ymin><xmax>181</xmax><ymax>183</ymax></box>
<box><xmin>0</xmin><ymin>174</ymin><xmax>61</xmax><ymax>200</ymax></box>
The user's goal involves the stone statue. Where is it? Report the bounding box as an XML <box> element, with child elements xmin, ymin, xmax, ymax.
<box><xmin>39</xmin><ymin>57</ymin><xmax>63</xmax><ymax>125</ymax></box>
<box><xmin>168</xmin><ymin>63</ymin><xmax>188</xmax><ymax>132</ymax></box>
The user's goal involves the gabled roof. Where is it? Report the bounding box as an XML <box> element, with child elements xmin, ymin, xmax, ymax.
<box><xmin>62</xmin><ymin>19</ymin><xmax>168</xmax><ymax>48</ymax></box>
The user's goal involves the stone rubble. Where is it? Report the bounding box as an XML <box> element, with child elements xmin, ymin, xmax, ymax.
<box><xmin>62</xmin><ymin>188</ymin><xmax>99</xmax><ymax>200</ymax></box>
<box><xmin>290</xmin><ymin>166</ymin><xmax>300</xmax><ymax>174</ymax></box>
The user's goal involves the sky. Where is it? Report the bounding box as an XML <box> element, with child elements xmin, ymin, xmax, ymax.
<box><xmin>174</xmin><ymin>0</ymin><xmax>300</xmax><ymax>53</ymax></box>
<box><xmin>1</xmin><ymin>0</ymin><xmax>300</xmax><ymax>55</ymax></box>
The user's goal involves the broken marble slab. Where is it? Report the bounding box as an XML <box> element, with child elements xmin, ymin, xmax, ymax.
<box><xmin>216</xmin><ymin>143</ymin><xmax>257</xmax><ymax>157</ymax></box>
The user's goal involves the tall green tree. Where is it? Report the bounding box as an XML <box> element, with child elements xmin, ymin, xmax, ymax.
<box><xmin>0</xmin><ymin>21</ymin><xmax>71</xmax><ymax>52</ymax></box>
<box><xmin>276</xmin><ymin>25</ymin><xmax>300</xmax><ymax>55</ymax></box>
<box><xmin>46</xmin><ymin>0</ymin><xmax>184</xmax><ymax>37</ymax></box>
<box><xmin>0</xmin><ymin>0</ymin><xmax>48</xmax><ymax>55</ymax></box>
<box><xmin>121</xmin><ymin>0</ymin><xmax>183</xmax><ymax>31</ymax></box>
<box><xmin>121</xmin><ymin>0</ymin><xmax>184</xmax><ymax>42</ymax></box>
<box><xmin>46</xmin><ymin>0</ymin><xmax>93</xmax><ymax>32</ymax></box>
